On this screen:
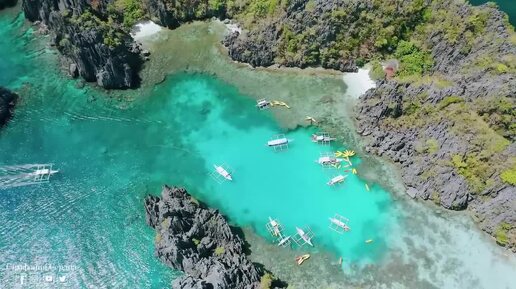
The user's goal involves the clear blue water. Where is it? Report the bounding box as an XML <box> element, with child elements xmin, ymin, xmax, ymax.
<box><xmin>0</xmin><ymin>9</ymin><xmax>394</xmax><ymax>288</ymax></box>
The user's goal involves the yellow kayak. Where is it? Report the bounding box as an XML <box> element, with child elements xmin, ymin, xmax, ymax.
<box><xmin>295</xmin><ymin>254</ymin><xmax>310</xmax><ymax>265</ymax></box>
<box><xmin>365</xmin><ymin>239</ymin><xmax>373</xmax><ymax>244</ymax></box>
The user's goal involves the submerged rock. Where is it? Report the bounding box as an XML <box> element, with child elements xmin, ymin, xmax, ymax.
<box><xmin>0</xmin><ymin>0</ymin><xmax>16</xmax><ymax>9</ymax></box>
<box><xmin>0</xmin><ymin>87</ymin><xmax>17</xmax><ymax>128</ymax></box>
<box><xmin>145</xmin><ymin>186</ymin><xmax>277</xmax><ymax>289</ymax></box>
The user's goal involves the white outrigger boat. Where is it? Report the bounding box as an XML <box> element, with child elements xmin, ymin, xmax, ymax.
<box><xmin>267</xmin><ymin>137</ymin><xmax>289</xmax><ymax>147</ymax></box>
<box><xmin>295</xmin><ymin>227</ymin><xmax>313</xmax><ymax>247</ymax></box>
<box><xmin>30</xmin><ymin>168</ymin><xmax>59</xmax><ymax>177</ymax></box>
<box><xmin>329</xmin><ymin>217</ymin><xmax>350</xmax><ymax>232</ymax></box>
<box><xmin>277</xmin><ymin>235</ymin><xmax>291</xmax><ymax>247</ymax></box>
<box><xmin>268</xmin><ymin>217</ymin><xmax>281</xmax><ymax>237</ymax></box>
<box><xmin>256</xmin><ymin>98</ymin><xmax>271</xmax><ymax>109</ymax></box>
<box><xmin>327</xmin><ymin>175</ymin><xmax>346</xmax><ymax>186</ymax></box>
<box><xmin>311</xmin><ymin>133</ymin><xmax>336</xmax><ymax>143</ymax></box>
<box><xmin>316</xmin><ymin>156</ymin><xmax>344</xmax><ymax>166</ymax></box>
<box><xmin>213</xmin><ymin>165</ymin><xmax>232</xmax><ymax>181</ymax></box>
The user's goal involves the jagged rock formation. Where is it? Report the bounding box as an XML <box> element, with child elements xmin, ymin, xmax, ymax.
<box><xmin>0</xmin><ymin>87</ymin><xmax>17</xmax><ymax>128</ymax></box>
<box><xmin>355</xmin><ymin>2</ymin><xmax>515</xmax><ymax>249</ymax></box>
<box><xmin>145</xmin><ymin>0</ymin><xmax>227</xmax><ymax>29</ymax></box>
<box><xmin>22</xmin><ymin>0</ymin><xmax>142</xmax><ymax>89</ymax></box>
<box><xmin>144</xmin><ymin>186</ymin><xmax>267</xmax><ymax>289</ymax></box>
<box><xmin>222</xmin><ymin>0</ymin><xmax>431</xmax><ymax>71</ymax></box>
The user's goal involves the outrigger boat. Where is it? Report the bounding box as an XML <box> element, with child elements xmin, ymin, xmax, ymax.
<box><xmin>327</xmin><ymin>175</ymin><xmax>346</xmax><ymax>186</ymax></box>
<box><xmin>277</xmin><ymin>235</ymin><xmax>291</xmax><ymax>247</ymax></box>
<box><xmin>267</xmin><ymin>137</ymin><xmax>290</xmax><ymax>147</ymax></box>
<box><xmin>316</xmin><ymin>156</ymin><xmax>344</xmax><ymax>166</ymax></box>
<box><xmin>256</xmin><ymin>98</ymin><xmax>271</xmax><ymax>109</ymax></box>
<box><xmin>329</xmin><ymin>217</ymin><xmax>350</xmax><ymax>232</ymax></box>
<box><xmin>311</xmin><ymin>134</ymin><xmax>336</xmax><ymax>143</ymax></box>
<box><xmin>30</xmin><ymin>168</ymin><xmax>59</xmax><ymax>177</ymax></box>
<box><xmin>296</xmin><ymin>227</ymin><xmax>313</xmax><ymax>247</ymax></box>
<box><xmin>268</xmin><ymin>217</ymin><xmax>281</xmax><ymax>237</ymax></box>
<box><xmin>213</xmin><ymin>165</ymin><xmax>232</xmax><ymax>181</ymax></box>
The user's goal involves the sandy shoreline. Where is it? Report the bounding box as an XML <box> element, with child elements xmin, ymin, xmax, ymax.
<box><xmin>130</xmin><ymin>21</ymin><xmax>162</xmax><ymax>41</ymax></box>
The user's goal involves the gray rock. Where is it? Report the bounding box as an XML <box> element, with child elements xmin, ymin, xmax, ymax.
<box><xmin>0</xmin><ymin>87</ymin><xmax>17</xmax><ymax>128</ymax></box>
<box><xmin>69</xmin><ymin>63</ymin><xmax>78</xmax><ymax>78</ymax></box>
<box><xmin>354</xmin><ymin>4</ymin><xmax>515</xmax><ymax>249</ymax></box>
<box><xmin>144</xmin><ymin>186</ymin><xmax>278</xmax><ymax>289</ymax></box>
<box><xmin>22</xmin><ymin>0</ymin><xmax>143</xmax><ymax>89</ymax></box>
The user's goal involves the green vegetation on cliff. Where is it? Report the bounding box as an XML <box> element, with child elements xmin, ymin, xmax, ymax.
<box><xmin>110</xmin><ymin>0</ymin><xmax>145</xmax><ymax>28</ymax></box>
<box><xmin>501</xmin><ymin>161</ymin><xmax>516</xmax><ymax>185</ymax></box>
<box><xmin>495</xmin><ymin>222</ymin><xmax>512</xmax><ymax>246</ymax></box>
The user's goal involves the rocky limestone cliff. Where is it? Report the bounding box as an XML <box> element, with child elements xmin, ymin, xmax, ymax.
<box><xmin>355</xmin><ymin>2</ymin><xmax>515</xmax><ymax>249</ymax></box>
<box><xmin>222</xmin><ymin>0</ymin><xmax>430</xmax><ymax>71</ymax></box>
<box><xmin>22</xmin><ymin>0</ymin><xmax>142</xmax><ymax>88</ymax></box>
<box><xmin>144</xmin><ymin>186</ymin><xmax>274</xmax><ymax>289</ymax></box>
<box><xmin>0</xmin><ymin>87</ymin><xmax>17</xmax><ymax>128</ymax></box>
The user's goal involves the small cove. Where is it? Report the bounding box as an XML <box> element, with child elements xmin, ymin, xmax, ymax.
<box><xmin>0</xmin><ymin>8</ymin><xmax>515</xmax><ymax>289</ymax></box>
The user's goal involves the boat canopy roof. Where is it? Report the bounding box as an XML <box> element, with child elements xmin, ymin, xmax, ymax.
<box><xmin>268</xmin><ymin>138</ymin><xmax>288</xmax><ymax>146</ymax></box>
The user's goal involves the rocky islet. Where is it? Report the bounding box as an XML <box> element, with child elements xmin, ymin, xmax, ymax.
<box><xmin>145</xmin><ymin>186</ymin><xmax>279</xmax><ymax>289</ymax></box>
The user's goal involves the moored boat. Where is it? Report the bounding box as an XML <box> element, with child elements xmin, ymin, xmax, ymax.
<box><xmin>256</xmin><ymin>98</ymin><xmax>271</xmax><ymax>109</ymax></box>
<box><xmin>268</xmin><ymin>217</ymin><xmax>281</xmax><ymax>236</ymax></box>
<box><xmin>329</xmin><ymin>217</ymin><xmax>350</xmax><ymax>231</ymax></box>
<box><xmin>278</xmin><ymin>236</ymin><xmax>291</xmax><ymax>247</ymax></box>
<box><xmin>327</xmin><ymin>175</ymin><xmax>346</xmax><ymax>186</ymax></box>
<box><xmin>316</xmin><ymin>156</ymin><xmax>344</xmax><ymax>166</ymax></box>
<box><xmin>311</xmin><ymin>134</ymin><xmax>336</xmax><ymax>143</ymax></box>
<box><xmin>267</xmin><ymin>137</ymin><xmax>289</xmax><ymax>147</ymax></box>
<box><xmin>296</xmin><ymin>227</ymin><xmax>313</xmax><ymax>246</ymax></box>
<box><xmin>213</xmin><ymin>165</ymin><xmax>232</xmax><ymax>181</ymax></box>
<box><xmin>30</xmin><ymin>168</ymin><xmax>59</xmax><ymax>176</ymax></box>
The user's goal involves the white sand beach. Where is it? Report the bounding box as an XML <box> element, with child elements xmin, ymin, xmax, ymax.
<box><xmin>342</xmin><ymin>67</ymin><xmax>377</xmax><ymax>98</ymax></box>
<box><xmin>130</xmin><ymin>21</ymin><xmax>163</xmax><ymax>41</ymax></box>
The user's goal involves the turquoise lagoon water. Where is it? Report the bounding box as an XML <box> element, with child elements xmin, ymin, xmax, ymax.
<box><xmin>2</xmin><ymin>7</ymin><xmax>516</xmax><ymax>289</ymax></box>
<box><xmin>0</xmin><ymin>10</ymin><xmax>393</xmax><ymax>288</ymax></box>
